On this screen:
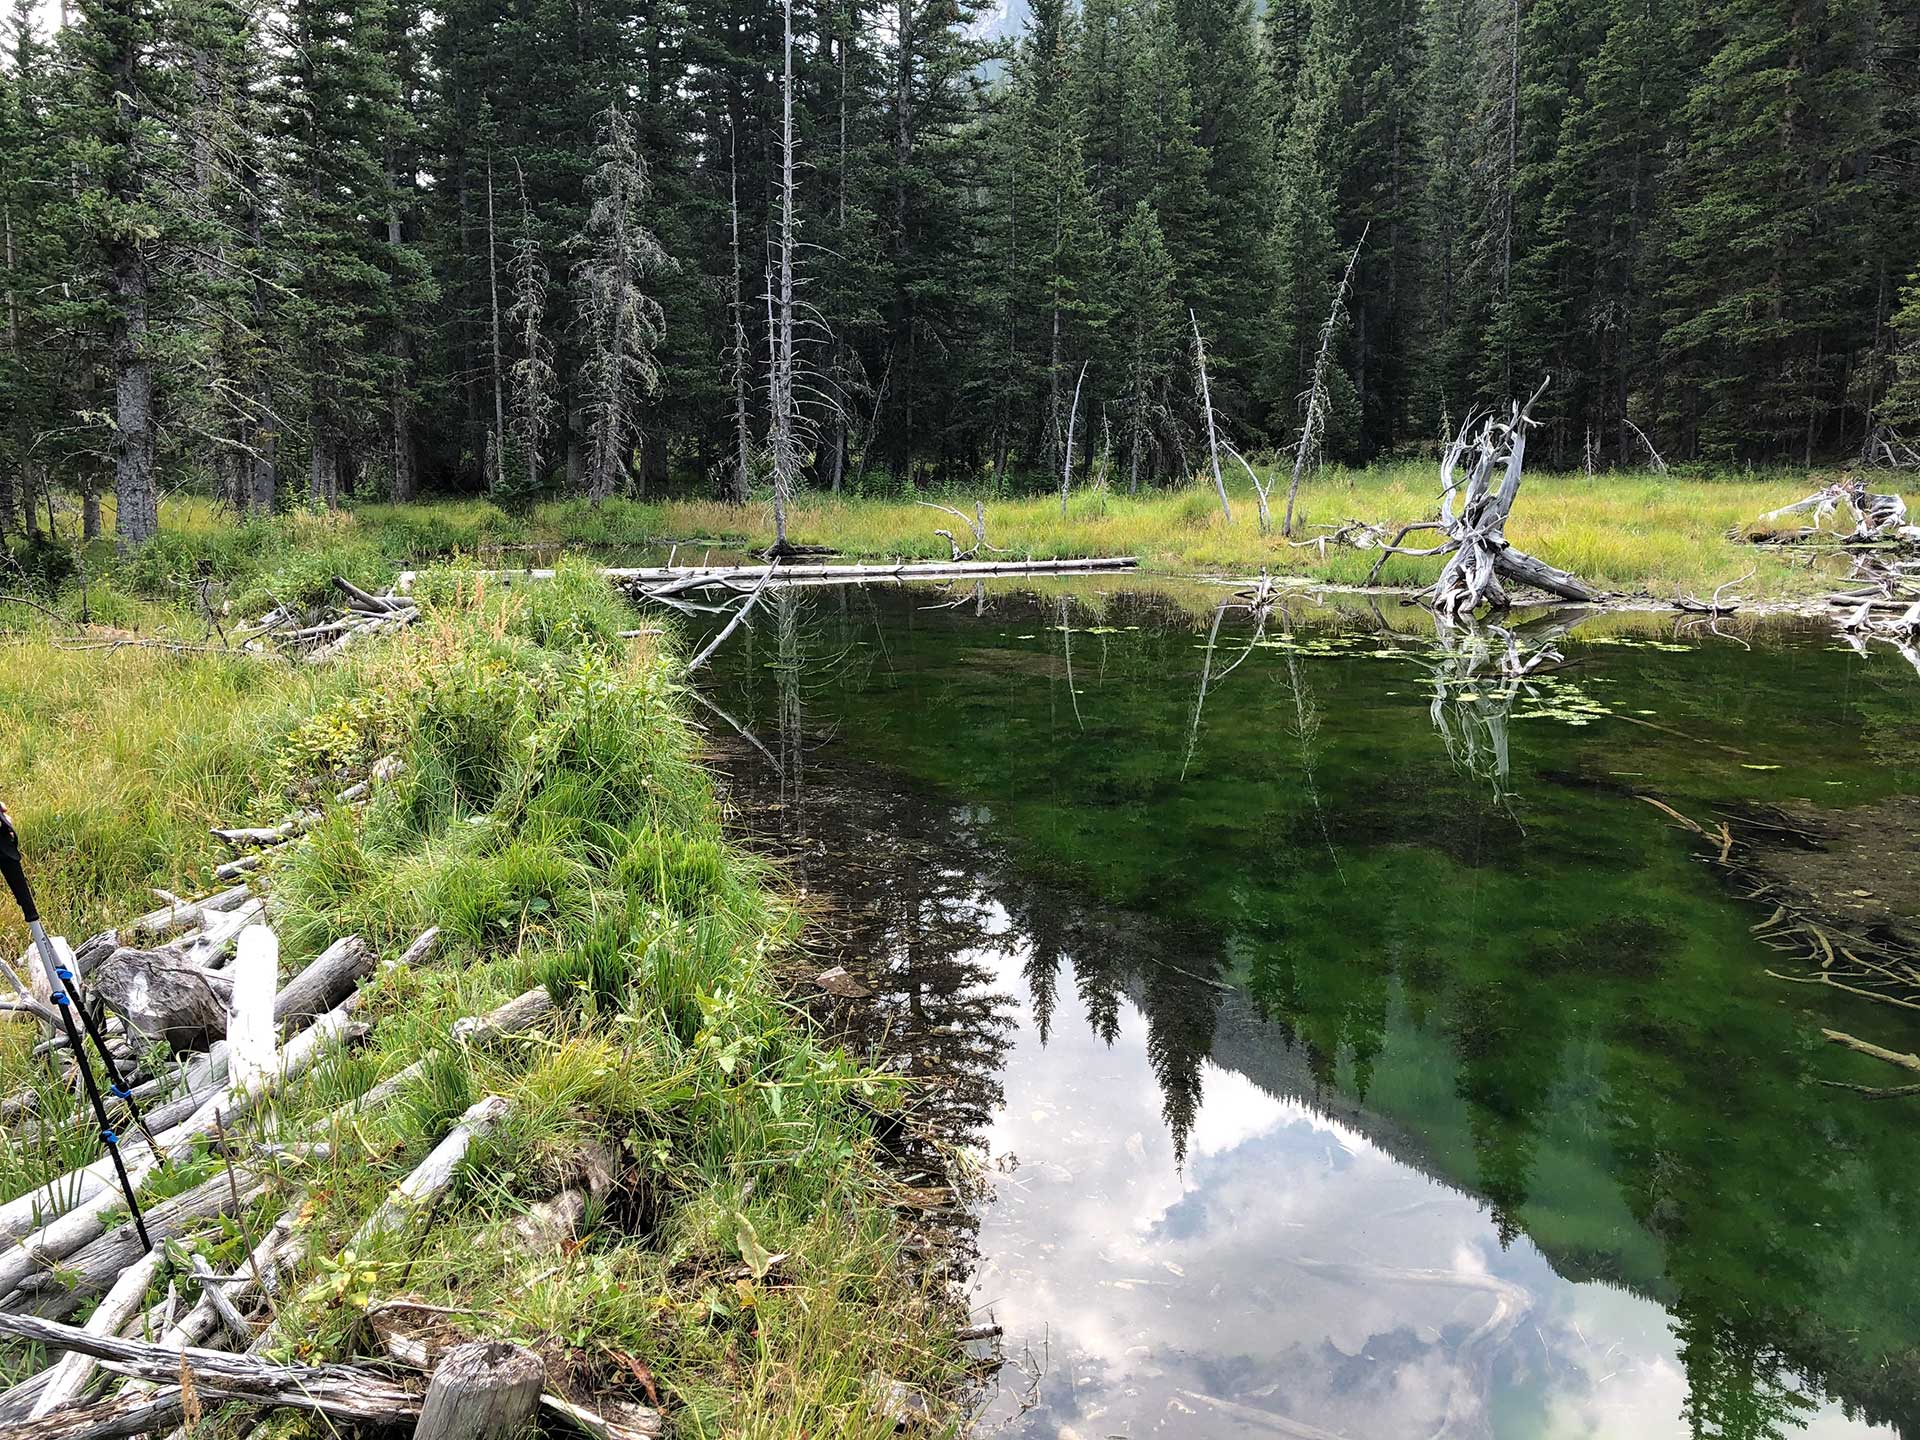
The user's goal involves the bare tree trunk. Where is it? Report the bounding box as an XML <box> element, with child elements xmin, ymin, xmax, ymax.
<box><xmin>1284</xmin><ymin>226</ymin><xmax>1367</xmax><ymax>537</ymax></box>
<box><xmin>486</xmin><ymin>152</ymin><xmax>506</xmax><ymax>492</ymax></box>
<box><xmin>389</xmin><ymin>175</ymin><xmax>416</xmax><ymax>502</ymax></box>
<box><xmin>105</xmin><ymin>13</ymin><xmax>158</xmax><ymax>550</ymax></box>
<box><xmin>769</xmin><ymin>0</ymin><xmax>799</xmax><ymax>553</ymax></box>
<box><xmin>3</xmin><ymin>202</ymin><xmax>17</xmax><ymax>537</ymax></box>
<box><xmin>1059</xmin><ymin>361</ymin><xmax>1088</xmax><ymax>517</ymax></box>
<box><xmin>728</xmin><ymin>130</ymin><xmax>751</xmax><ymax>505</ymax></box>
<box><xmin>110</xmin><ymin>247</ymin><xmax>158</xmax><ymax>546</ymax></box>
<box><xmin>1189</xmin><ymin>310</ymin><xmax>1233</xmax><ymax>523</ymax></box>
<box><xmin>311</xmin><ymin>432</ymin><xmax>339</xmax><ymax>510</ymax></box>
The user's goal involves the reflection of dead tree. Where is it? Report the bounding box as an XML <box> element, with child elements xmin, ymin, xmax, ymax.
<box><xmin>1366</xmin><ymin>379</ymin><xmax>1601</xmax><ymax>617</ymax></box>
<box><xmin>1057</xmin><ymin>597</ymin><xmax>1083</xmax><ymax>733</ymax></box>
<box><xmin>1181</xmin><ymin>576</ymin><xmax>1276</xmax><ymax>779</ymax></box>
<box><xmin>1419</xmin><ymin>609</ymin><xmax>1589</xmax><ymax>799</ymax></box>
<box><xmin>1275</xmin><ymin>604</ymin><xmax>1343</xmax><ymax>883</ymax></box>
<box><xmin>774</xmin><ymin>588</ymin><xmax>805</xmax><ymax>840</ymax></box>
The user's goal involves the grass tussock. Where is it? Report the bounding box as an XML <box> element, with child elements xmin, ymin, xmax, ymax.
<box><xmin>0</xmin><ymin>562</ymin><xmax>964</xmax><ymax>1435</ymax></box>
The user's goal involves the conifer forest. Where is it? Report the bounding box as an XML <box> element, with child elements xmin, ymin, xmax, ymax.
<box><xmin>1</xmin><ymin>0</ymin><xmax>1918</xmax><ymax>545</ymax></box>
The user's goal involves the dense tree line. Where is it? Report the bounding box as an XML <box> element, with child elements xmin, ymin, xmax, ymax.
<box><xmin>1</xmin><ymin>0</ymin><xmax>1917</xmax><ymax>544</ymax></box>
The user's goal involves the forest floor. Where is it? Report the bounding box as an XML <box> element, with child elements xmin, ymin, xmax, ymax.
<box><xmin>0</xmin><ymin>563</ymin><xmax>967</xmax><ymax>1436</ymax></box>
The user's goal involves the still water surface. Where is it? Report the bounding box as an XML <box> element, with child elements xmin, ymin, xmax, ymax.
<box><xmin>697</xmin><ymin>578</ymin><xmax>1920</xmax><ymax>1440</ymax></box>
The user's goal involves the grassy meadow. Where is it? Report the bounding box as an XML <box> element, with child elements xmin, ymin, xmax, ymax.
<box><xmin>639</xmin><ymin>463</ymin><xmax>1842</xmax><ymax>600</ymax></box>
<box><xmin>0</xmin><ymin>564</ymin><xmax>966</xmax><ymax>1435</ymax></box>
<box><xmin>12</xmin><ymin>459</ymin><xmax>1863</xmax><ymax>618</ymax></box>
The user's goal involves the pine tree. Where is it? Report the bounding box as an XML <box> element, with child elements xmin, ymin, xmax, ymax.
<box><xmin>1114</xmin><ymin>202</ymin><xmax>1181</xmax><ymax>490</ymax></box>
<box><xmin>1169</xmin><ymin>0</ymin><xmax>1275</xmax><ymax>420</ymax></box>
<box><xmin>275</xmin><ymin>0</ymin><xmax>408</xmax><ymax>506</ymax></box>
<box><xmin>71</xmin><ymin>0</ymin><xmax>166</xmax><ymax>543</ymax></box>
<box><xmin>1660</xmin><ymin>0</ymin><xmax>1885</xmax><ymax>461</ymax></box>
<box><xmin>574</xmin><ymin>106</ymin><xmax>668</xmax><ymax>505</ymax></box>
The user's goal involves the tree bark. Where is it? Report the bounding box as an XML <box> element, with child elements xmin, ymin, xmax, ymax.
<box><xmin>0</xmin><ymin>1313</ymin><xmax>422</xmax><ymax>1425</ymax></box>
<box><xmin>414</xmin><ymin>1341</ymin><xmax>545</xmax><ymax>1440</ymax></box>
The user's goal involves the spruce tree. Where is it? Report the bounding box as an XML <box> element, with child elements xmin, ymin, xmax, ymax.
<box><xmin>275</xmin><ymin>0</ymin><xmax>408</xmax><ymax>506</ymax></box>
<box><xmin>1660</xmin><ymin>0</ymin><xmax>1885</xmax><ymax>461</ymax></box>
<box><xmin>1114</xmin><ymin>202</ymin><xmax>1181</xmax><ymax>490</ymax></box>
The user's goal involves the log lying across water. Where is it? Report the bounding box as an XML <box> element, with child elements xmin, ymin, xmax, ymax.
<box><xmin>396</xmin><ymin>555</ymin><xmax>1140</xmax><ymax>596</ymax></box>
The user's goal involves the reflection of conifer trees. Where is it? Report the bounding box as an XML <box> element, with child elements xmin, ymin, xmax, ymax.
<box><xmin>1448</xmin><ymin>982</ymin><xmax>1556</xmax><ymax>1248</ymax></box>
<box><xmin>1672</xmin><ymin>1298</ymin><xmax>1815</xmax><ymax>1440</ymax></box>
<box><xmin>1137</xmin><ymin>958</ymin><xmax>1222</xmax><ymax>1165</ymax></box>
<box><xmin>1022</xmin><ymin>935</ymin><xmax>1061</xmax><ymax>1045</ymax></box>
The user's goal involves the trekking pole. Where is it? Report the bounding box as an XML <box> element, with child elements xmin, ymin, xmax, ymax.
<box><xmin>0</xmin><ymin>802</ymin><xmax>155</xmax><ymax>1249</ymax></box>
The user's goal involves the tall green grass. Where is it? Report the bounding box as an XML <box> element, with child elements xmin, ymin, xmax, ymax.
<box><xmin>0</xmin><ymin>563</ymin><xmax>962</xmax><ymax>1434</ymax></box>
<box><xmin>636</xmin><ymin>463</ymin><xmax>1834</xmax><ymax>598</ymax></box>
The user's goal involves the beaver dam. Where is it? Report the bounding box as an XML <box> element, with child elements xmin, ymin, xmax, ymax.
<box><xmin>700</xmin><ymin>576</ymin><xmax>1920</xmax><ymax>1440</ymax></box>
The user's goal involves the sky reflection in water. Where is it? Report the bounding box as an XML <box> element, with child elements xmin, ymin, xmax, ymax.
<box><xmin>704</xmin><ymin>583</ymin><xmax>1918</xmax><ymax>1440</ymax></box>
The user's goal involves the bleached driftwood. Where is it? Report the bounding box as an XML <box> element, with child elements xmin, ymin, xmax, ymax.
<box><xmin>5</xmin><ymin>1387</ymin><xmax>188</xmax><ymax>1440</ymax></box>
<box><xmin>451</xmin><ymin>987</ymin><xmax>551</xmax><ymax>1044</ymax></box>
<box><xmin>1772</xmin><ymin>480</ymin><xmax>1914</xmax><ymax>541</ymax></box>
<box><xmin>1367</xmin><ymin>379</ymin><xmax>1600</xmax><ymax>617</ymax></box>
<box><xmin>414</xmin><ymin>1340</ymin><xmax>545</xmax><ymax>1440</ymax></box>
<box><xmin>540</xmin><ymin>1393</ymin><xmax>666</xmax><ymax>1440</ymax></box>
<box><xmin>0</xmin><ymin>995</ymin><xmax>354</xmax><ymax>1261</ymax></box>
<box><xmin>271</xmin><ymin>936</ymin><xmax>371</xmax><ymax>1030</ymax></box>
<box><xmin>28</xmin><ymin>1246</ymin><xmax>168</xmax><ymax>1418</ymax></box>
<box><xmin>0</xmin><ymin>1313</ymin><xmax>422</xmax><ymax>1425</ymax></box>
<box><xmin>11</xmin><ymin>1168</ymin><xmax>265</xmax><ymax>1315</ymax></box>
<box><xmin>124</xmin><ymin>885</ymin><xmax>251</xmax><ymax>942</ymax></box>
<box><xmin>352</xmin><ymin>1096</ymin><xmax>511</xmax><ymax>1246</ymax></box>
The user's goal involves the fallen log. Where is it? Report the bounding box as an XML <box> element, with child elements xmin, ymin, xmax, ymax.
<box><xmin>124</xmin><ymin>886</ymin><xmax>251</xmax><ymax>942</ymax></box>
<box><xmin>353</xmin><ymin>1095</ymin><xmax>511</xmax><ymax>1246</ymax></box>
<box><xmin>541</xmin><ymin>1392</ymin><xmax>666</xmax><ymax>1440</ymax></box>
<box><xmin>9</xmin><ymin>1167</ymin><xmax>265</xmax><ymax>1314</ymax></box>
<box><xmin>0</xmin><ymin>994</ymin><xmax>352</xmax><ymax>1251</ymax></box>
<box><xmin>28</xmin><ymin>1246</ymin><xmax>168</xmax><ymax>1417</ymax></box>
<box><xmin>271</xmin><ymin>935</ymin><xmax>372</xmax><ymax>1031</ymax></box>
<box><xmin>1365</xmin><ymin>380</ymin><xmax>1600</xmax><ymax>615</ymax></box>
<box><xmin>396</xmin><ymin>556</ymin><xmax>1140</xmax><ymax>596</ymax></box>
<box><xmin>0</xmin><ymin>1313</ymin><xmax>422</xmax><ymax>1425</ymax></box>
<box><xmin>3</xmin><ymin>1389</ymin><xmax>187</xmax><ymax>1440</ymax></box>
<box><xmin>452</xmin><ymin>987</ymin><xmax>552</xmax><ymax>1044</ymax></box>
<box><xmin>89</xmin><ymin>949</ymin><xmax>230</xmax><ymax>1051</ymax></box>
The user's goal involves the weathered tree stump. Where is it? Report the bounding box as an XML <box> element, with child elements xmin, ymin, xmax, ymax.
<box><xmin>1366</xmin><ymin>378</ymin><xmax>1600</xmax><ymax>616</ymax></box>
<box><xmin>89</xmin><ymin>948</ymin><xmax>230</xmax><ymax>1051</ymax></box>
<box><xmin>415</xmin><ymin>1341</ymin><xmax>545</xmax><ymax>1440</ymax></box>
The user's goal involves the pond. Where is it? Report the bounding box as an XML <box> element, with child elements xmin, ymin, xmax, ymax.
<box><xmin>693</xmin><ymin>577</ymin><xmax>1920</xmax><ymax>1440</ymax></box>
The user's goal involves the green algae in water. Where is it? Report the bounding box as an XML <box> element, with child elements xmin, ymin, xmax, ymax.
<box><xmin>703</xmin><ymin>583</ymin><xmax>1920</xmax><ymax>1439</ymax></box>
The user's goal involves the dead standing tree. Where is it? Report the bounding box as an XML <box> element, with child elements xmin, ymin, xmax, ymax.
<box><xmin>1283</xmin><ymin>225</ymin><xmax>1367</xmax><ymax>538</ymax></box>
<box><xmin>574</xmin><ymin>106</ymin><xmax>667</xmax><ymax>506</ymax></box>
<box><xmin>1367</xmin><ymin>378</ymin><xmax>1600</xmax><ymax>618</ymax></box>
